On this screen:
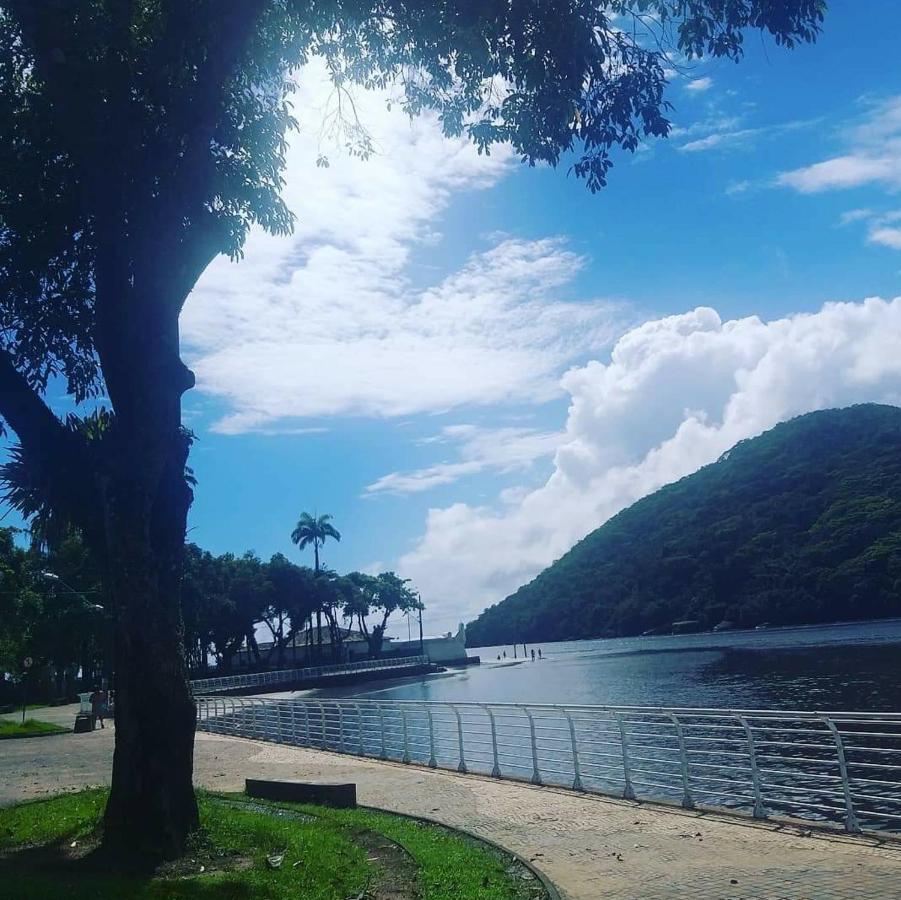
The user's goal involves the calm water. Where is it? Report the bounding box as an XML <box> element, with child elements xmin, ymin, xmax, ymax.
<box><xmin>307</xmin><ymin>619</ymin><xmax>901</xmax><ymax>710</ymax></box>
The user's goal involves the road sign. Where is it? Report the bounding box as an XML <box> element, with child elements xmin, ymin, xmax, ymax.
<box><xmin>22</xmin><ymin>657</ymin><xmax>32</xmax><ymax>669</ymax></box>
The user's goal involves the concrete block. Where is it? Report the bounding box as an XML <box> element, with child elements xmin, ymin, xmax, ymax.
<box><xmin>245</xmin><ymin>778</ymin><xmax>357</xmax><ymax>808</ymax></box>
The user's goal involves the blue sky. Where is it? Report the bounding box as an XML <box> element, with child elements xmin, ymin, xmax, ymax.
<box><xmin>179</xmin><ymin>1</ymin><xmax>901</xmax><ymax>635</ymax></box>
<box><xmin>18</xmin><ymin>2</ymin><xmax>901</xmax><ymax>638</ymax></box>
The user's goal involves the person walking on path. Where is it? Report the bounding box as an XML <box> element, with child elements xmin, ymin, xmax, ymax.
<box><xmin>90</xmin><ymin>686</ymin><xmax>108</xmax><ymax>730</ymax></box>
<box><xmin>538</xmin><ymin>648</ymin><xmax>542</xmax><ymax>660</ymax></box>
<box><xmin>531</xmin><ymin>649</ymin><xmax>536</xmax><ymax>661</ymax></box>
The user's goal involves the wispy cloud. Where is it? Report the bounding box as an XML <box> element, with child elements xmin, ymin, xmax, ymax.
<box><xmin>680</xmin><ymin>127</ymin><xmax>761</xmax><ymax>153</ymax></box>
<box><xmin>777</xmin><ymin>96</ymin><xmax>901</xmax><ymax>193</ymax></box>
<box><xmin>365</xmin><ymin>425</ymin><xmax>562</xmax><ymax>495</ymax></box>
<box><xmin>183</xmin><ymin>61</ymin><xmax>623</xmax><ymax>435</ymax></box>
<box><xmin>835</xmin><ymin>208</ymin><xmax>901</xmax><ymax>251</ymax></box>
<box><xmin>869</xmin><ymin>224</ymin><xmax>901</xmax><ymax>250</ymax></box>
<box><xmin>839</xmin><ymin>208</ymin><xmax>875</xmax><ymax>226</ymax></box>
<box><xmin>684</xmin><ymin>76</ymin><xmax>713</xmax><ymax>94</ymax></box>
<box><xmin>677</xmin><ymin>117</ymin><xmax>817</xmax><ymax>154</ymax></box>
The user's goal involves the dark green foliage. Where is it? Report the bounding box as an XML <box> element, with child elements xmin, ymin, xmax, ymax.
<box><xmin>343</xmin><ymin>571</ymin><xmax>422</xmax><ymax>656</ymax></box>
<box><xmin>0</xmin><ymin>527</ymin><xmax>107</xmax><ymax>701</ymax></box>
<box><xmin>466</xmin><ymin>405</ymin><xmax>901</xmax><ymax>646</ymax></box>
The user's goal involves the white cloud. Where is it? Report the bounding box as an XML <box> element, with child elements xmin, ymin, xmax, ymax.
<box><xmin>679</xmin><ymin>127</ymin><xmax>761</xmax><ymax>153</ymax></box>
<box><xmin>685</xmin><ymin>76</ymin><xmax>713</xmax><ymax>94</ymax></box>
<box><xmin>835</xmin><ymin>208</ymin><xmax>901</xmax><ymax>251</ymax></box>
<box><xmin>778</xmin><ymin>155</ymin><xmax>901</xmax><ymax>193</ymax></box>
<box><xmin>725</xmin><ymin>179</ymin><xmax>752</xmax><ymax>196</ymax></box>
<box><xmin>777</xmin><ymin>96</ymin><xmax>901</xmax><ymax>193</ymax></box>
<box><xmin>183</xmin><ymin>62</ymin><xmax>621</xmax><ymax>433</ymax></box>
<box><xmin>678</xmin><ymin>117</ymin><xmax>815</xmax><ymax>154</ymax></box>
<box><xmin>839</xmin><ymin>208</ymin><xmax>875</xmax><ymax>226</ymax></box>
<box><xmin>869</xmin><ymin>226</ymin><xmax>901</xmax><ymax>249</ymax></box>
<box><xmin>365</xmin><ymin>424</ymin><xmax>562</xmax><ymax>495</ymax></box>
<box><xmin>401</xmin><ymin>298</ymin><xmax>901</xmax><ymax>634</ymax></box>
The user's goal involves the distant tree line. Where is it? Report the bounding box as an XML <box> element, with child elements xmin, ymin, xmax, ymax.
<box><xmin>0</xmin><ymin>526</ymin><xmax>422</xmax><ymax>705</ymax></box>
<box><xmin>182</xmin><ymin>545</ymin><xmax>422</xmax><ymax>673</ymax></box>
<box><xmin>467</xmin><ymin>405</ymin><xmax>901</xmax><ymax>647</ymax></box>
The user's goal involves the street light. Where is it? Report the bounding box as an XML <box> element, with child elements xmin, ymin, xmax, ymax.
<box><xmin>40</xmin><ymin>571</ymin><xmax>107</xmax><ymax>692</ymax></box>
<box><xmin>40</xmin><ymin>571</ymin><xmax>104</xmax><ymax>611</ymax></box>
<box><xmin>417</xmin><ymin>592</ymin><xmax>424</xmax><ymax>658</ymax></box>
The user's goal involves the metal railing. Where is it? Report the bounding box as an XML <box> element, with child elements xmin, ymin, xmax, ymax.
<box><xmin>190</xmin><ymin>655</ymin><xmax>427</xmax><ymax>694</ymax></box>
<box><xmin>195</xmin><ymin>697</ymin><xmax>901</xmax><ymax>833</ymax></box>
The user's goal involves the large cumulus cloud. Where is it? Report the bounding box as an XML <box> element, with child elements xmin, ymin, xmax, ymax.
<box><xmin>400</xmin><ymin>297</ymin><xmax>901</xmax><ymax>632</ymax></box>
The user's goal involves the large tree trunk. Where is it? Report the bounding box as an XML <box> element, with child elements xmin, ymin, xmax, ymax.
<box><xmin>101</xmin><ymin>426</ymin><xmax>198</xmax><ymax>858</ymax></box>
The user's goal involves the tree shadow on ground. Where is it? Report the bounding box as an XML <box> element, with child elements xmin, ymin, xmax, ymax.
<box><xmin>0</xmin><ymin>837</ymin><xmax>270</xmax><ymax>899</ymax></box>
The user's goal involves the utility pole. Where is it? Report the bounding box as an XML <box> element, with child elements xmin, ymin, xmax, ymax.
<box><xmin>418</xmin><ymin>593</ymin><xmax>424</xmax><ymax>658</ymax></box>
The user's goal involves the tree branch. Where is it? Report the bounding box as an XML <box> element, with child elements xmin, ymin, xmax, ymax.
<box><xmin>0</xmin><ymin>348</ymin><xmax>68</xmax><ymax>455</ymax></box>
<box><xmin>0</xmin><ymin>347</ymin><xmax>103</xmax><ymax>542</ymax></box>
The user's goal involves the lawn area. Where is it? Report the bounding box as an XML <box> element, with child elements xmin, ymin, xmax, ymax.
<box><xmin>0</xmin><ymin>789</ymin><xmax>547</xmax><ymax>899</ymax></box>
<box><xmin>0</xmin><ymin>718</ymin><xmax>69</xmax><ymax>740</ymax></box>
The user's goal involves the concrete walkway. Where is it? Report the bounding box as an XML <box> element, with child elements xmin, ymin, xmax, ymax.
<box><xmin>1</xmin><ymin>709</ymin><xmax>900</xmax><ymax>899</ymax></box>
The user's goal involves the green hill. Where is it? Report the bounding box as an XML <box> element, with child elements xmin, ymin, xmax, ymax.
<box><xmin>466</xmin><ymin>404</ymin><xmax>901</xmax><ymax>647</ymax></box>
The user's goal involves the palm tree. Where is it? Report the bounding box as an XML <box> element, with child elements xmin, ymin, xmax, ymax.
<box><xmin>290</xmin><ymin>512</ymin><xmax>340</xmax><ymax>659</ymax></box>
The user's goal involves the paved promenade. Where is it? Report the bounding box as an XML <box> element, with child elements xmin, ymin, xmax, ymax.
<box><xmin>2</xmin><ymin>706</ymin><xmax>900</xmax><ymax>899</ymax></box>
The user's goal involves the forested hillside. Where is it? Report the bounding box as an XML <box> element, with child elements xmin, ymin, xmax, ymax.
<box><xmin>466</xmin><ymin>405</ymin><xmax>901</xmax><ymax>646</ymax></box>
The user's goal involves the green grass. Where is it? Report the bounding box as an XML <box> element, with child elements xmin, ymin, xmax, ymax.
<box><xmin>0</xmin><ymin>718</ymin><xmax>69</xmax><ymax>739</ymax></box>
<box><xmin>236</xmin><ymin>797</ymin><xmax>541</xmax><ymax>900</ymax></box>
<box><xmin>0</xmin><ymin>789</ymin><xmax>543</xmax><ymax>899</ymax></box>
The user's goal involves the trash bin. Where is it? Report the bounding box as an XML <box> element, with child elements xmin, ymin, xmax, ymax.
<box><xmin>75</xmin><ymin>692</ymin><xmax>93</xmax><ymax>733</ymax></box>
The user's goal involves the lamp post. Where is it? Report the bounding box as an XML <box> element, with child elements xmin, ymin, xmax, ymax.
<box><xmin>417</xmin><ymin>592</ymin><xmax>424</xmax><ymax>658</ymax></box>
<box><xmin>21</xmin><ymin>656</ymin><xmax>32</xmax><ymax>724</ymax></box>
<box><xmin>40</xmin><ymin>571</ymin><xmax>105</xmax><ymax>689</ymax></box>
<box><xmin>40</xmin><ymin>571</ymin><xmax>104</xmax><ymax>611</ymax></box>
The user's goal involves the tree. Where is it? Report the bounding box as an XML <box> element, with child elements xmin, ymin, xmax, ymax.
<box><xmin>261</xmin><ymin>553</ymin><xmax>318</xmax><ymax>668</ymax></box>
<box><xmin>291</xmin><ymin>512</ymin><xmax>341</xmax><ymax>659</ymax></box>
<box><xmin>345</xmin><ymin>572</ymin><xmax>421</xmax><ymax>657</ymax></box>
<box><xmin>0</xmin><ymin>0</ymin><xmax>825</xmax><ymax>857</ymax></box>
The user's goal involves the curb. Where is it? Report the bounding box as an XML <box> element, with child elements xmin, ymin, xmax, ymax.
<box><xmin>0</xmin><ymin>728</ymin><xmax>71</xmax><ymax>741</ymax></box>
<box><xmin>216</xmin><ymin>794</ymin><xmax>562</xmax><ymax>900</ymax></box>
<box><xmin>358</xmin><ymin>802</ymin><xmax>563</xmax><ymax>900</ymax></box>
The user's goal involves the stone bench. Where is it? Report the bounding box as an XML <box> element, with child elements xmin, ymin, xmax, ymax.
<box><xmin>245</xmin><ymin>778</ymin><xmax>357</xmax><ymax>808</ymax></box>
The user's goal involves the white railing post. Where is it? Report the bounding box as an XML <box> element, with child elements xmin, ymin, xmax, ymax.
<box><xmin>402</xmin><ymin>708</ymin><xmax>411</xmax><ymax>763</ymax></box>
<box><xmin>452</xmin><ymin>704</ymin><xmax>467</xmax><ymax>773</ymax></box>
<box><xmin>526</xmin><ymin>707</ymin><xmax>542</xmax><ymax>785</ymax></box>
<box><xmin>565</xmin><ymin>710</ymin><xmax>584</xmax><ymax>791</ymax></box>
<box><xmin>738</xmin><ymin>715</ymin><xmax>767</xmax><ymax>819</ymax></box>
<box><xmin>378</xmin><ymin>704</ymin><xmax>388</xmax><ymax>760</ymax></box>
<box><xmin>823</xmin><ymin>717</ymin><xmax>861</xmax><ymax>833</ymax></box>
<box><xmin>615</xmin><ymin>713</ymin><xmax>635</xmax><ymax>800</ymax></box>
<box><xmin>355</xmin><ymin>703</ymin><xmax>365</xmax><ymax>756</ymax></box>
<box><xmin>318</xmin><ymin>701</ymin><xmax>326</xmax><ymax>747</ymax></box>
<box><xmin>669</xmin><ymin>713</ymin><xmax>694</xmax><ymax>809</ymax></box>
<box><xmin>427</xmin><ymin>708</ymin><xmax>437</xmax><ymax>768</ymax></box>
<box><xmin>486</xmin><ymin>705</ymin><xmax>502</xmax><ymax>778</ymax></box>
<box><xmin>303</xmin><ymin>702</ymin><xmax>311</xmax><ymax>745</ymax></box>
<box><xmin>338</xmin><ymin>704</ymin><xmax>346</xmax><ymax>752</ymax></box>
